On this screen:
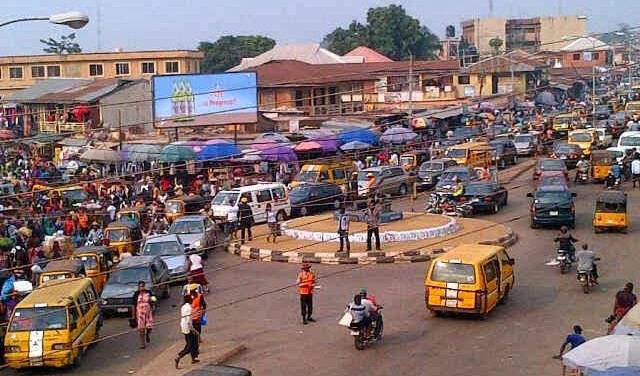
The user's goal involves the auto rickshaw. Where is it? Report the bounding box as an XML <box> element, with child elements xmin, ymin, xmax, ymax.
<box><xmin>165</xmin><ymin>195</ymin><xmax>206</xmax><ymax>222</ymax></box>
<box><xmin>116</xmin><ymin>206</ymin><xmax>151</xmax><ymax>231</ymax></box>
<box><xmin>593</xmin><ymin>190</ymin><xmax>628</xmax><ymax>233</ymax></box>
<box><xmin>400</xmin><ymin>149</ymin><xmax>430</xmax><ymax>172</ymax></box>
<box><xmin>38</xmin><ymin>259</ymin><xmax>86</xmax><ymax>286</ymax></box>
<box><xmin>72</xmin><ymin>246</ymin><xmax>114</xmax><ymax>293</ymax></box>
<box><xmin>103</xmin><ymin>221</ymin><xmax>142</xmax><ymax>261</ymax></box>
<box><xmin>590</xmin><ymin>150</ymin><xmax>615</xmax><ymax>182</ymax></box>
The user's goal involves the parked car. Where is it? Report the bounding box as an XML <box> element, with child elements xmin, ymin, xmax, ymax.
<box><xmin>416</xmin><ymin>159</ymin><xmax>458</xmax><ymax>190</ymax></box>
<box><xmin>169</xmin><ymin>215</ymin><xmax>222</xmax><ymax>255</ymax></box>
<box><xmin>527</xmin><ymin>185</ymin><xmax>577</xmax><ymax>229</ymax></box>
<box><xmin>463</xmin><ymin>181</ymin><xmax>508</xmax><ymax>214</ymax></box>
<box><xmin>100</xmin><ymin>255</ymin><xmax>170</xmax><ymax>315</ymax></box>
<box><xmin>533</xmin><ymin>158</ymin><xmax>568</xmax><ymax>180</ymax></box>
<box><xmin>549</xmin><ymin>144</ymin><xmax>583</xmax><ymax>168</ymax></box>
<box><xmin>141</xmin><ymin>234</ymin><xmax>189</xmax><ymax>281</ymax></box>
<box><xmin>357</xmin><ymin>166</ymin><xmax>414</xmax><ymax>197</ymax></box>
<box><xmin>513</xmin><ymin>133</ymin><xmax>538</xmax><ymax>156</ymax></box>
<box><xmin>536</xmin><ymin>171</ymin><xmax>569</xmax><ymax>189</ymax></box>
<box><xmin>290</xmin><ymin>183</ymin><xmax>343</xmax><ymax>217</ymax></box>
<box><xmin>436</xmin><ymin>166</ymin><xmax>480</xmax><ymax>192</ymax></box>
<box><xmin>489</xmin><ymin>139</ymin><xmax>518</xmax><ymax>168</ymax></box>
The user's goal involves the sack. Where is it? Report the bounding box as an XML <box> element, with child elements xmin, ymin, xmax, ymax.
<box><xmin>128</xmin><ymin>318</ymin><xmax>137</xmax><ymax>329</ymax></box>
<box><xmin>201</xmin><ymin>312</ymin><xmax>208</xmax><ymax>326</ymax></box>
<box><xmin>338</xmin><ymin>312</ymin><xmax>353</xmax><ymax>327</ymax></box>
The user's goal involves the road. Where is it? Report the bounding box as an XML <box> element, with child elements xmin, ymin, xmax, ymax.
<box><xmin>6</xmin><ymin>163</ymin><xmax>638</xmax><ymax>376</ymax></box>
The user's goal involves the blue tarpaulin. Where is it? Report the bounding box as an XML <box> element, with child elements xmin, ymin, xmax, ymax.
<box><xmin>338</xmin><ymin>128</ymin><xmax>378</xmax><ymax>146</ymax></box>
<box><xmin>197</xmin><ymin>143</ymin><xmax>241</xmax><ymax>161</ymax></box>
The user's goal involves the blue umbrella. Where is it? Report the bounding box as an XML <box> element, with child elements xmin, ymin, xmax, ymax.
<box><xmin>339</xmin><ymin>128</ymin><xmax>378</xmax><ymax>145</ymax></box>
<box><xmin>340</xmin><ymin>141</ymin><xmax>372</xmax><ymax>151</ymax></box>
<box><xmin>197</xmin><ymin>143</ymin><xmax>241</xmax><ymax>161</ymax></box>
<box><xmin>380</xmin><ymin>127</ymin><xmax>418</xmax><ymax>144</ymax></box>
<box><xmin>590</xmin><ymin>367</ymin><xmax>640</xmax><ymax>376</ymax></box>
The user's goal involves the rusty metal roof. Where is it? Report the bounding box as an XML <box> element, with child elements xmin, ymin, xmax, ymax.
<box><xmin>4</xmin><ymin>78</ymin><xmax>140</xmax><ymax>104</ymax></box>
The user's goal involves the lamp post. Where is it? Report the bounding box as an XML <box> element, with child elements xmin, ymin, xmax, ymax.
<box><xmin>0</xmin><ymin>11</ymin><xmax>89</xmax><ymax>29</ymax></box>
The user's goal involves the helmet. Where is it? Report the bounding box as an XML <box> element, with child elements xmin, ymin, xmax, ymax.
<box><xmin>241</xmin><ymin>197</ymin><xmax>248</xmax><ymax>203</ymax></box>
<box><xmin>359</xmin><ymin>288</ymin><xmax>367</xmax><ymax>296</ymax></box>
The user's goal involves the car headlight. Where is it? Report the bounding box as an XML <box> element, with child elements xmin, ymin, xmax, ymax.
<box><xmin>193</xmin><ymin>240</ymin><xmax>202</xmax><ymax>248</ymax></box>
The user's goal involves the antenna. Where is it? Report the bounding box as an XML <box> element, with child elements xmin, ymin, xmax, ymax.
<box><xmin>96</xmin><ymin>0</ymin><xmax>102</xmax><ymax>51</ymax></box>
<box><xmin>489</xmin><ymin>0</ymin><xmax>494</xmax><ymax>16</ymax></box>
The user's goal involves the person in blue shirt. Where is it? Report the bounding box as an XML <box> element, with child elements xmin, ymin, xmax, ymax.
<box><xmin>554</xmin><ymin>325</ymin><xmax>586</xmax><ymax>359</ymax></box>
<box><xmin>612</xmin><ymin>162</ymin><xmax>622</xmax><ymax>180</ymax></box>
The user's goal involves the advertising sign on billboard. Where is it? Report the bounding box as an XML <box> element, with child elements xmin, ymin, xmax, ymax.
<box><xmin>152</xmin><ymin>72</ymin><xmax>257</xmax><ymax>128</ymax></box>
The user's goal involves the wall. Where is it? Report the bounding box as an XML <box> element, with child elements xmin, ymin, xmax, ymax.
<box><xmin>461</xmin><ymin>18</ymin><xmax>506</xmax><ymax>57</ymax></box>
<box><xmin>561</xmin><ymin>50</ymin><xmax>609</xmax><ymax>68</ymax></box>
<box><xmin>539</xmin><ymin>16</ymin><xmax>588</xmax><ymax>52</ymax></box>
<box><xmin>99</xmin><ymin>80</ymin><xmax>153</xmax><ymax>134</ymax></box>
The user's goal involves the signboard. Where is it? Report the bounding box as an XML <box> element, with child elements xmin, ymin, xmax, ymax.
<box><xmin>152</xmin><ymin>72</ymin><xmax>257</xmax><ymax>129</ymax></box>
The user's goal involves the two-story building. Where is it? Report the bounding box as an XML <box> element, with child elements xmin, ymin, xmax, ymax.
<box><xmin>558</xmin><ymin>36</ymin><xmax>612</xmax><ymax>68</ymax></box>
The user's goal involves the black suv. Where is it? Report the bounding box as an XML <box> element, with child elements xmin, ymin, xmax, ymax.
<box><xmin>290</xmin><ymin>183</ymin><xmax>343</xmax><ymax>217</ymax></box>
<box><xmin>489</xmin><ymin>139</ymin><xmax>518</xmax><ymax>168</ymax></box>
<box><xmin>527</xmin><ymin>185</ymin><xmax>576</xmax><ymax>229</ymax></box>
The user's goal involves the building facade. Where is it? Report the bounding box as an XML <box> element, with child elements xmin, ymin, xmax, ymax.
<box><xmin>506</xmin><ymin>16</ymin><xmax>588</xmax><ymax>53</ymax></box>
<box><xmin>461</xmin><ymin>18</ymin><xmax>506</xmax><ymax>58</ymax></box>
<box><xmin>0</xmin><ymin>50</ymin><xmax>203</xmax><ymax>97</ymax></box>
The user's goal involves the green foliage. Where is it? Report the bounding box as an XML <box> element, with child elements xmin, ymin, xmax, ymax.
<box><xmin>489</xmin><ymin>37</ymin><xmax>503</xmax><ymax>56</ymax></box>
<box><xmin>198</xmin><ymin>35</ymin><xmax>276</xmax><ymax>73</ymax></box>
<box><xmin>40</xmin><ymin>32</ymin><xmax>82</xmax><ymax>55</ymax></box>
<box><xmin>322</xmin><ymin>4</ymin><xmax>440</xmax><ymax>60</ymax></box>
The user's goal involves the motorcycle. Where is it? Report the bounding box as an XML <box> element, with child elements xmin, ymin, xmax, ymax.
<box><xmin>556</xmin><ymin>249</ymin><xmax>571</xmax><ymax>274</ymax></box>
<box><xmin>576</xmin><ymin>169</ymin><xmax>589</xmax><ymax>184</ymax></box>
<box><xmin>348</xmin><ymin>308</ymin><xmax>383</xmax><ymax>350</ymax></box>
<box><xmin>425</xmin><ymin>193</ymin><xmax>473</xmax><ymax>217</ymax></box>
<box><xmin>577</xmin><ymin>258</ymin><xmax>600</xmax><ymax>294</ymax></box>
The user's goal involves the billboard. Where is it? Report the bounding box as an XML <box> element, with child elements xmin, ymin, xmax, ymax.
<box><xmin>152</xmin><ymin>72</ymin><xmax>257</xmax><ymax>128</ymax></box>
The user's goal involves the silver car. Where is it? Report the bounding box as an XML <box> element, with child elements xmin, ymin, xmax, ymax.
<box><xmin>140</xmin><ymin>234</ymin><xmax>189</xmax><ymax>281</ymax></box>
<box><xmin>357</xmin><ymin>166</ymin><xmax>414</xmax><ymax>197</ymax></box>
<box><xmin>514</xmin><ymin>134</ymin><xmax>537</xmax><ymax>156</ymax></box>
<box><xmin>169</xmin><ymin>215</ymin><xmax>221</xmax><ymax>256</ymax></box>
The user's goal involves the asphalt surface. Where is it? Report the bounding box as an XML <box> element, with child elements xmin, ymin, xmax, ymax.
<box><xmin>5</xmin><ymin>160</ymin><xmax>639</xmax><ymax>376</ymax></box>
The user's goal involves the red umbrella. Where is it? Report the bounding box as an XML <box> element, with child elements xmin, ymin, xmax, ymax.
<box><xmin>294</xmin><ymin>141</ymin><xmax>323</xmax><ymax>152</ymax></box>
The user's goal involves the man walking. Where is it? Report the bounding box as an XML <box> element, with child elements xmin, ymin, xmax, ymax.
<box><xmin>296</xmin><ymin>263</ymin><xmax>316</xmax><ymax>325</ymax></box>
<box><xmin>366</xmin><ymin>200</ymin><xmax>381</xmax><ymax>252</ymax></box>
<box><xmin>632</xmin><ymin>157</ymin><xmax>640</xmax><ymax>188</ymax></box>
<box><xmin>337</xmin><ymin>207</ymin><xmax>350</xmax><ymax>254</ymax></box>
<box><xmin>237</xmin><ymin>196</ymin><xmax>253</xmax><ymax>244</ymax></box>
<box><xmin>174</xmin><ymin>295</ymin><xmax>199</xmax><ymax>369</ymax></box>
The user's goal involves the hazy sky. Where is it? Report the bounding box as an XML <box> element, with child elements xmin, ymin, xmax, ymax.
<box><xmin>1</xmin><ymin>0</ymin><xmax>639</xmax><ymax>55</ymax></box>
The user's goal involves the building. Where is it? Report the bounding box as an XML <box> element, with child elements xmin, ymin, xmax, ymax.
<box><xmin>559</xmin><ymin>36</ymin><xmax>611</xmax><ymax>68</ymax></box>
<box><xmin>461</xmin><ymin>18</ymin><xmax>506</xmax><ymax>58</ymax></box>
<box><xmin>344</xmin><ymin>46</ymin><xmax>393</xmax><ymax>63</ymax></box>
<box><xmin>0</xmin><ymin>50</ymin><xmax>203</xmax><ymax>97</ymax></box>
<box><xmin>506</xmin><ymin>16</ymin><xmax>588</xmax><ymax>53</ymax></box>
<box><xmin>229</xmin><ymin>44</ymin><xmax>362</xmax><ymax>72</ymax></box>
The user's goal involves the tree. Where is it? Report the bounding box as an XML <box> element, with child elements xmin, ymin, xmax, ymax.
<box><xmin>322</xmin><ymin>4</ymin><xmax>440</xmax><ymax>60</ymax></box>
<box><xmin>489</xmin><ymin>37</ymin><xmax>503</xmax><ymax>56</ymax></box>
<box><xmin>40</xmin><ymin>33</ymin><xmax>82</xmax><ymax>55</ymax></box>
<box><xmin>198</xmin><ymin>35</ymin><xmax>276</xmax><ymax>73</ymax></box>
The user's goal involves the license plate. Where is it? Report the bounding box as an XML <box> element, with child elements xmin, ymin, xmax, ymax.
<box><xmin>116</xmin><ymin>307</ymin><xmax>129</xmax><ymax>313</ymax></box>
<box><xmin>557</xmin><ymin>255</ymin><xmax>566</xmax><ymax>260</ymax></box>
<box><xmin>560</xmin><ymin>156</ymin><xmax>567</xmax><ymax>159</ymax></box>
<box><xmin>549</xmin><ymin>211</ymin><xmax>559</xmax><ymax>216</ymax></box>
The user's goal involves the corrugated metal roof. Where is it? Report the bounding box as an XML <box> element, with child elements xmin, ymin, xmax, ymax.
<box><xmin>561</xmin><ymin>37</ymin><xmax>610</xmax><ymax>52</ymax></box>
<box><xmin>4</xmin><ymin>79</ymin><xmax>91</xmax><ymax>103</ymax></box>
<box><xmin>3</xmin><ymin>78</ymin><xmax>138</xmax><ymax>104</ymax></box>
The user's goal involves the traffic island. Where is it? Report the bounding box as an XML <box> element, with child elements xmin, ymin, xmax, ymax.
<box><xmin>226</xmin><ymin>213</ymin><xmax>517</xmax><ymax>265</ymax></box>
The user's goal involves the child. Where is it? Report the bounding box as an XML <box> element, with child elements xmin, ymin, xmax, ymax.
<box><xmin>265</xmin><ymin>203</ymin><xmax>277</xmax><ymax>243</ymax></box>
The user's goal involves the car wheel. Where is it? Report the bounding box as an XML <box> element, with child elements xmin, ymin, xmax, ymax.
<box><xmin>299</xmin><ymin>206</ymin><xmax>308</xmax><ymax>217</ymax></box>
<box><xmin>493</xmin><ymin>202</ymin><xmax>500</xmax><ymax>214</ymax></box>
<box><xmin>398</xmin><ymin>184</ymin><xmax>408</xmax><ymax>196</ymax></box>
<box><xmin>276</xmin><ymin>210</ymin><xmax>287</xmax><ymax>222</ymax></box>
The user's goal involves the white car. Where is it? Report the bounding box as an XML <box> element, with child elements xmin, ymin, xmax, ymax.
<box><xmin>211</xmin><ymin>182</ymin><xmax>291</xmax><ymax>223</ymax></box>
<box><xmin>606</xmin><ymin>147</ymin><xmax>626</xmax><ymax>163</ymax></box>
<box><xmin>595</xmin><ymin>128</ymin><xmax>613</xmax><ymax>148</ymax></box>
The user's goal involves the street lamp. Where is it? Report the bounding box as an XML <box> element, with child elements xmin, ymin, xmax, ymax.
<box><xmin>0</xmin><ymin>11</ymin><xmax>89</xmax><ymax>29</ymax></box>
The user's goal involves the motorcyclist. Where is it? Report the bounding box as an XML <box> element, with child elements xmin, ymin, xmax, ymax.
<box><xmin>346</xmin><ymin>294</ymin><xmax>371</xmax><ymax>334</ymax></box>
<box><xmin>612</xmin><ymin>162</ymin><xmax>622</xmax><ymax>182</ymax></box>
<box><xmin>554</xmin><ymin>226</ymin><xmax>578</xmax><ymax>262</ymax></box>
<box><xmin>575</xmin><ymin>156</ymin><xmax>590</xmax><ymax>183</ymax></box>
<box><xmin>576</xmin><ymin>243</ymin><xmax>598</xmax><ymax>285</ymax></box>
<box><xmin>359</xmin><ymin>288</ymin><xmax>382</xmax><ymax>338</ymax></box>
<box><xmin>605</xmin><ymin>170</ymin><xmax>617</xmax><ymax>189</ymax></box>
<box><xmin>86</xmin><ymin>221</ymin><xmax>103</xmax><ymax>246</ymax></box>
<box><xmin>452</xmin><ymin>178</ymin><xmax>464</xmax><ymax>199</ymax></box>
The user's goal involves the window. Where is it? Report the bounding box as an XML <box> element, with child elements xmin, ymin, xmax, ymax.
<box><xmin>458</xmin><ymin>75</ymin><xmax>470</xmax><ymax>85</ymax></box>
<box><xmin>387</xmin><ymin>76</ymin><xmax>403</xmax><ymax>92</ymax></box>
<box><xmin>272</xmin><ymin>187</ymin><xmax>286</xmax><ymax>200</ymax></box>
<box><xmin>69</xmin><ymin>304</ymin><xmax>79</xmax><ymax>326</ymax></box>
<box><xmin>77</xmin><ymin>292</ymin><xmax>90</xmax><ymax>315</ymax></box>
<box><xmin>313</xmin><ymin>88</ymin><xmax>326</xmax><ymax>106</ymax></box>
<box><xmin>573</xmin><ymin>53</ymin><xmax>581</xmax><ymax>61</ymax></box>
<box><xmin>483</xmin><ymin>259</ymin><xmax>498</xmax><ymax>282</ymax></box>
<box><xmin>115</xmin><ymin>62</ymin><xmax>130</xmax><ymax>76</ymax></box>
<box><xmin>141</xmin><ymin>62</ymin><xmax>155</xmax><ymax>74</ymax></box>
<box><xmin>31</xmin><ymin>66</ymin><xmax>45</xmax><ymax>78</ymax></box>
<box><xmin>295</xmin><ymin>90</ymin><xmax>305</xmax><ymax>107</ymax></box>
<box><xmin>9</xmin><ymin>67</ymin><xmax>23</xmax><ymax>79</ymax></box>
<box><xmin>89</xmin><ymin>63</ymin><xmax>103</xmax><ymax>77</ymax></box>
<box><xmin>431</xmin><ymin>261</ymin><xmax>476</xmax><ymax>284</ymax></box>
<box><xmin>256</xmin><ymin>189</ymin><xmax>273</xmax><ymax>203</ymax></box>
<box><xmin>332</xmin><ymin>169</ymin><xmax>345</xmax><ymax>180</ymax></box>
<box><xmin>329</xmin><ymin>87</ymin><xmax>338</xmax><ymax>105</ymax></box>
<box><xmin>165</xmin><ymin>61</ymin><xmax>179</xmax><ymax>73</ymax></box>
<box><xmin>47</xmin><ymin>65</ymin><xmax>61</xmax><ymax>77</ymax></box>
<box><xmin>593</xmin><ymin>52</ymin><xmax>600</xmax><ymax>61</ymax></box>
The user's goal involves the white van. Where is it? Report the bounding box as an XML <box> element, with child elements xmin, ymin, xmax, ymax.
<box><xmin>211</xmin><ymin>183</ymin><xmax>291</xmax><ymax>224</ymax></box>
<box><xmin>617</xmin><ymin>131</ymin><xmax>640</xmax><ymax>152</ymax></box>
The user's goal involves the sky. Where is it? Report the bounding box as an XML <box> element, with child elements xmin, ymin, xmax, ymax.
<box><xmin>1</xmin><ymin>0</ymin><xmax>639</xmax><ymax>55</ymax></box>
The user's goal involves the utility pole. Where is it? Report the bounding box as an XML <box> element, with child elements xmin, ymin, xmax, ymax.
<box><xmin>408</xmin><ymin>52</ymin><xmax>414</xmax><ymax>123</ymax></box>
<box><xmin>592</xmin><ymin>65</ymin><xmax>596</xmax><ymax>129</ymax></box>
<box><xmin>117</xmin><ymin>110</ymin><xmax>122</xmax><ymax>151</ymax></box>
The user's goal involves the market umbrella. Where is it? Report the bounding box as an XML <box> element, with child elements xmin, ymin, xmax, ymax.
<box><xmin>172</xmin><ymin>140</ymin><xmax>207</xmax><ymax>153</ymax></box>
<box><xmin>340</xmin><ymin>141</ymin><xmax>372</xmax><ymax>151</ymax></box>
<box><xmin>257</xmin><ymin>132</ymin><xmax>289</xmax><ymax>143</ymax></box>
<box><xmin>259</xmin><ymin>144</ymin><xmax>297</xmax><ymax>162</ymax></box>
<box><xmin>563</xmin><ymin>335</ymin><xmax>640</xmax><ymax>372</ymax></box>
<box><xmin>477</xmin><ymin>101</ymin><xmax>496</xmax><ymax>112</ymax></box>
<box><xmin>79</xmin><ymin>148</ymin><xmax>121</xmax><ymax>163</ymax></box>
<box><xmin>612</xmin><ymin>305</ymin><xmax>640</xmax><ymax>336</ymax></box>
<box><xmin>252</xmin><ymin>139</ymin><xmax>287</xmax><ymax>150</ymax></box>
<box><xmin>294</xmin><ymin>141</ymin><xmax>323</xmax><ymax>152</ymax></box>
<box><xmin>535</xmin><ymin>91</ymin><xmax>558</xmax><ymax>106</ymax></box>
<box><xmin>159</xmin><ymin>145</ymin><xmax>197</xmax><ymax>163</ymax></box>
<box><xmin>205</xmin><ymin>138</ymin><xmax>232</xmax><ymax>145</ymax></box>
<box><xmin>380</xmin><ymin>127</ymin><xmax>418</xmax><ymax>144</ymax></box>
<box><xmin>127</xmin><ymin>144</ymin><xmax>163</xmax><ymax>162</ymax></box>
<box><xmin>197</xmin><ymin>143</ymin><xmax>241</xmax><ymax>161</ymax></box>
<box><xmin>590</xmin><ymin>367</ymin><xmax>640</xmax><ymax>376</ymax></box>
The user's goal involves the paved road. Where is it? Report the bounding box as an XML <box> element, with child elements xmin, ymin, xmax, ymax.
<box><xmin>7</xmin><ymin>164</ymin><xmax>639</xmax><ymax>376</ymax></box>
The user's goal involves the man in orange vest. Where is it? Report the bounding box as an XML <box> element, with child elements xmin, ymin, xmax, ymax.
<box><xmin>296</xmin><ymin>263</ymin><xmax>316</xmax><ymax>325</ymax></box>
<box><xmin>190</xmin><ymin>288</ymin><xmax>206</xmax><ymax>348</ymax></box>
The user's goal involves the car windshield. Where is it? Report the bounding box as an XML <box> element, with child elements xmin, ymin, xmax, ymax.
<box><xmin>534</xmin><ymin>191</ymin><xmax>572</xmax><ymax>205</ymax></box>
<box><xmin>445</xmin><ymin>149</ymin><xmax>467</xmax><ymax>158</ymax></box>
<box><xmin>569</xmin><ymin>133</ymin><xmax>592</xmax><ymax>142</ymax></box>
<box><xmin>212</xmin><ymin>192</ymin><xmax>239</xmax><ymax>206</ymax></box>
<box><xmin>9</xmin><ymin>307</ymin><xmax>68</xmax><ymax>332</ymax></box>
<box><xmin>106</xmin><ymin>229</ymin><xmax>129</xmax><ymax>242</ymax></box>
<box><xmin>627</xmin><ymin>103</ymin><xmax>640</xmax><ymax>111</ymax></box>
<box><xmin>419</xmin><ymin>162</ymin><xmax>443</xmax><ymax>172</ymax></box>
<box><xmin>439</xmin><ymin>171</ymin><xmax>468</xmax><ymax>183</ymax></box>
<box><xmin>539</xmin><ymin>160</ymin><xmax>565</xmax><ymax>170</ymax></box>
<box><xmin>170</xmin><ymin>221</ymin><xmax>204</xmax><ymax>235</ymax></box>
<box><xmin>143</xmin><ymin>241</ymin><xmax>183</xmax><ymax>256</ymax></box>
<box><xmin>289</xmin><ymin>187</ymin><xmax>310</xmax><ymax>198</ymax></box>
<box><xmin>110</xmin><ymin>267</ymin><xmax>150</xmax><ymax>285</ymax></box>
<box><xmin>515</xmin><ymin>135</ymin><xmax>533</xmax><ymax>143</ymax></box>
<box><xmin>78</xmin><ymin>255</ymin><xmax>99</xmax><ymax>270</ymax></box>
<box><xmin>465</xmin><ymin>184</ymin><xmax>495</xmax><ymax>195</ymax></box>
<box><xmin>620</xmin><ymin>136</ymin><xmax>640</xmax><ymax>147</ymax></box>
<box><xmin>295</xmin><ymin>171</ymin><xmax>319</xmax><ymax>183</ymax></box>
<box><xmin>431</xmin><ymin>261</ymin><xmax>476</xmax><ymax>284</ymax></box>
<box><xmin>357</xmin><ymin>171</ymin><xmax>380</xmax><ymax>181</ymax></box>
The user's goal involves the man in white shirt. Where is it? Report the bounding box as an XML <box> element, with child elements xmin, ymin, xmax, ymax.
<box><xmin>632</xmin><ymin>157</ymin><xmax>640</xmax><ymax>188</ymax></box>
<box><xmin>175</xmin><ymin>295</ymin><xmax>199</xmax><ymax>368</ymax></box>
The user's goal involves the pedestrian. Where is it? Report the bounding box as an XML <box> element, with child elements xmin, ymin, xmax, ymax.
<box><xmin>174</xmin><ymin>294</ymin><xmax>199</xmax><ymax>369</ymax></box>
<box><xmin>132</xmin><ymin>281</ymin><xmax>155</xmax><ymax>349</ymax></box>
<box><xmin>553</xmin><ymin>325</ymin><xmax>586</xmax><ymax>359</ymax></box>
<box><xmin>265</xmin><ymin>203</ymin><xmax>277</xmax><ymax>243</ymax></box>
<box><xmin>611</xmin><ymin>282</ymin><xmax>637</xmax><ymax>321</ymax></box>
<box><xmin>337</xmin><ymin>206</ymin><xmax>350</xmax><ymax>253</ymax></box>
<box><xmin>366</xmin><ymin>200</ymin><xmax>381</xmax><ymax>252</ymax></box>
<box><xmin>237</xmin><ymin>196</ymin><xmax>253</xmax><ymax>244</ymax></box>
<box><xmin>188</xmin><ymin>252</ymin><xmax>209</xmax><ymax>293</ymax></box>
<box><xmin>296</xmin><ymin>263</ymin><xmax>316</xmax><ymax>325</ymax></box>
<box><xmin>226</xmin><ymin>202</ymin><xmax>239</xmax><ymax>240</ymax></box>
<box><xmin>190</xmin><ymin>288</ymin><xmax>207</xmax><ymax>345</ymax></box>
<box><xmin>632</xmin><ymin>157</ymin><xmax>640</xmax><ymax>188</ymax></box>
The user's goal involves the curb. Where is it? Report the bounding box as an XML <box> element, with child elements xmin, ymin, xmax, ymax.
<box><xmin>226</xmin><ymin>227</ymin><xmax>518</xmax><ymax>265</ymax></box>
<box><xmin>211</xmin><ymin>344</ymin><xmax>247</xmax><ymax>365</ymax></box>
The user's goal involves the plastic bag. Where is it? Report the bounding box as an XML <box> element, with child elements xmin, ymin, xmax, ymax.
<box><xmin>202</xmin><ymin>312</ymin><xmax>208</xmax><ymax>326</ymax></box>
<box><xmin>338</xmin><ymin>312</ymin><xmax>352</xmax><ymax>327</ymax></box>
